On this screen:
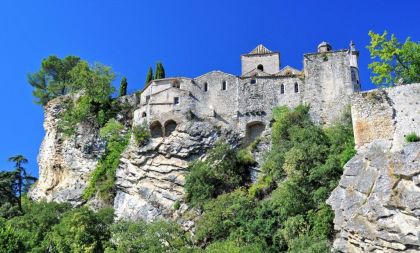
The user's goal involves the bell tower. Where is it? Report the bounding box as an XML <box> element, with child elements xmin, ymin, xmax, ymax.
<box><xmin>241</xmin><ymin>44</ymin><xmax>280</xmax><ymax>76</ymax></box>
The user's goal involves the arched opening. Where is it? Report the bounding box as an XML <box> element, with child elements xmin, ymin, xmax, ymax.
<box><xmin>222</xmin><ymin>81</ymin><xmax>227</xmax><ymax>90</ymax></box>
<box><xmin>257</xmin><ymin>64</ymin><xmax>264</xmax><ymax>71</ymax></box>
<box><xmin>150</xmin><ymin>121</ymin><xmax>163</xmax><ymax>138</ymax></box>
<box><xmin>204</xmin><ymin>82</ymin><xmax>208</xmax><ymax>92</ymax></box>
<box><xmin>280</xmin><ymin>84</ymin><xmax>285</xmax><ymax>94</ymax></box>
<box><xmin>164</xmin><ymin>120</ymin><xmax>177</xmax><ymax>137</ymax></box>
<box><xmin>245</xmin><ymin>121</ymin><xmax>265</xmax><ymax>144</ymax></box>
<box><xmin>142</xmin><ymin>112</ymin><xmax>147</xmax><ymax>118</ymax></box>
<box><xmin>294</xmin><ymin>83</ymin><xmax>299</xmax><ymax>93</ymax></box>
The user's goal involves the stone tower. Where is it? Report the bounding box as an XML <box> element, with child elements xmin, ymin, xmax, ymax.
<box><xmin>303</xmin><ymin>42</ymin><xmax>359</xmax><ymax>124</ymax></box>
<box><xmin>241</xmin><ymin>44</ymin><xmax>280</xmax><ymax>76</ymax></box>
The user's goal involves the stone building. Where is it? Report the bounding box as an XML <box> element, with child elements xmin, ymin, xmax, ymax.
<box><xmin>136</xmin><ymin>42</ymin><xmax>361</xmax><ymax>142</ymax></box>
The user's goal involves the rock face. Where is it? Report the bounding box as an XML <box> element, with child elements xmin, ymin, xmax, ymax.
<box><xmin>328</xmin><ymin>84</ymin><xmax>420</xmax><ymax>252</ymax></box>
<box><xmin>29</xmin><ymin>97</ymin><xmax>105</xmax><ymax>206</ymax></box>
<box><xmin>114</xmin><ymin>120</ymin><xmax>237</xmax><ymax>221</ymax></box>
<box><xmin>327</xmin><ymin>141</ymin><xmax>420</xmax><ymax>252</ymax></box>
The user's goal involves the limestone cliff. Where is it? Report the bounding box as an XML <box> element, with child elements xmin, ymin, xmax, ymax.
<box><xmin>29</xmin><ymin>96</ymin><xmax>105</xmax><ymax>206</ymax></box>
<box><xmin>327</xmin><ymin>84</ymin><xmax>420</xmax><ymax>252</ymax></box>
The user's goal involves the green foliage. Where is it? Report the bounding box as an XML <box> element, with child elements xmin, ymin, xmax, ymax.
<box><xmin>201</xmin><ymin>240</ymin><xmax>264</xmax><ymax>253</ymax></box>
<box><xmin>133</xmin><ymin>123</ymin><xmax>151</xmax><ymax>146</ymax></box>
<box><xmin>57</xmin><ymin>61</ymin><xmax>116</xmax><ymax>136</ymax></box>
<box><xmin>107</xmin><ymin>219</ymin><xmax>190</xmax><ymax>252</ymax></box>
<box><xmin>155</xmin><ymin>62</ymin><xmax>166</xmax><ymax>79</ymax></box>
<box><xmin>193</xmin><ymin>105</ymin><xmax>355</xmax><ymax>252</ymax></box>
<box><xmin>367</xmin><ymin>30</ymin><xmax>420</xmax><ymax>86</ymax></box>
<box><xmin>185</xmin><ymin>142</ymin><xmax>250</xmax><ymax>206</ymax></box>
<box><xmin>405</xmin><ymin>132</ymin><xmax>420</xmax><ymax>142</ymax></box>
<box><xmin>174</xmin><ymin>200</ymin><xmax>181</xmax><ymax>210</ymax></box>
<box><xmin>83</xmin><ymin>119</ymin><xmax>130</xmax><ymax>202</ymax></box>
<box><xmin>119</xmin><ymin>76</ymin><xmax>128</xmax><ymax>97</ymax></box>
<box><xmin>28</xmin><ymin>55</ymin><xmax>81</xmax><ymax>105</ymax></box>
<box><xmin>43</xmin><ymin>207</ymin><xmax>114</xmax><ymax>252</ymax></box>
<box><xmin>0</xmin><ymin>200</ymin><xmax>71</xmax><ymax>252</ymax></box>
<box><xmin>145</xmin><ymin>66</ymin><xmax>154</xmax><ymax>84</ymax></box>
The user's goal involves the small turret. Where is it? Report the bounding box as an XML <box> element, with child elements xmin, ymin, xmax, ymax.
<box><xmin>349</xmin><ymin>41</ymin><xmax>361</xmax><ymax>90</ymax></box>
<box><xmin>317</xmin><ymin>41</ymin><xmax>332</xmax><ymax>53</ymax></box>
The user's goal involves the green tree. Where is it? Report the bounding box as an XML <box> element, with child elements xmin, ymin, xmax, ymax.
<box><xmin>43</xmin><ymin>207</ymin><xmax>114</xmax><ymax>252</ymax></box>
<box><xmin>7</xmin><ymin>155</ymin><xmax>37</xmax><ymax>212</ymax></box>
<box><xmin>367</xmin><ymin>30</ymin><xmax>420</xmax><ymax>86</ymax></box>
<box><xmin>28</xmin><ymin>56</ymin><xmax>81</xmax><ymax>105</ymax></box>
<box><xmin>145</xmin><ymin>66</ymin><xmax>154</xmax><ymax>84</ymax></box>
<box><xmin>154</xmin><ymin>62</ymin><xmax>166</xmax><ymax>79</ymax></box>
<box><xmin>119</xmin><ymin>76</ymin><xmax>128</xmax><ymax>97</ymax></box>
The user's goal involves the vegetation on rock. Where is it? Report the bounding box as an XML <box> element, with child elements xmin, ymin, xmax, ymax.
<box><xmin>405</xmin><ymin>132</ymin><xmax>420</xmax><ymax>142</ymax></box>
<box><xmin>119</xmin><ymin>76</ymin><xmax>128</xmax><ymax>97</ymax></box>
<box><xmin>83</xmin><ymin>119</ymin><xmax>130</xmax><ymax>202</ymax></box>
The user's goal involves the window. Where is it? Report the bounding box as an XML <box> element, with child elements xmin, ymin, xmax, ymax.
<box><xmin>257</xmin><ymin>64</ymin><xmax>264</xmax><ymax>71</ymax></box>
<box><xmin>294</xmin><ymin>83</ymin><xmax>299</xmax><ymax>93</ymax></box>
<box><xmin>204</xmin><ymin>82</ymin><xmax>208</xmax><ymax>92</ymax></box>
<box><xmin>174</xmin><ymin>97</ymin><xmax>179</xmax><ymax>105</ymax></box>
<box><xmin>146</xmin><ymin>95</ymin><xmax>150</xmax><ymax>103</ymax></box>
<box><xmin>250</xmin><ymin>79</ymin><xmax>256</xmax><ymax>84</ymax></box>
<box><xmin>222</xmin><ymin>81</ymin><xmax>227</xmax><ymax>90</ymax></box>
<box><xmin>142</xmin><ymin>112</ymin><xmax>147</xmax><ymax>118</ymax></box>
<box><xmin>280</xmin><ymin>84</ymin><xmax>285</xmax><ymax>94</ymax></box>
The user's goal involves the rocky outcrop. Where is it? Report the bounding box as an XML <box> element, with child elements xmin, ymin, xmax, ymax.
<box><xmin>327</xmin><ymin>141</ymin><xmax>420</xmax><ymax>252</ymax></box>
<box><xmin>328</xmin><ymin>83</ymin><xmax>420</xmax><ymax>252</ymax></box>
<box><xmin>113</xmin><ymin>120</ymin><xmax>237</xmax><ymax>221</ymax></box>
<box><xmin>29</xmin><ymin>97</ymin><xmax>105</xmax><ymax>206</ymax></box>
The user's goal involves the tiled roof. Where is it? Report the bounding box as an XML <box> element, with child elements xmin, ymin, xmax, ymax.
<box><xmin>249</xmin><ymin>44</ymin><xmax>272</xmax><ymax>55</ymax></box>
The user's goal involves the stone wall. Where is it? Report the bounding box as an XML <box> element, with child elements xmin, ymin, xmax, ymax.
<box><xmin>351</xmin><ymin>83</ymin><xmax>420</xmax><ymax>151</ymax></box>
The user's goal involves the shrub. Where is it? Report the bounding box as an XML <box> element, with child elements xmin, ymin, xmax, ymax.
<box><xmin>185</xmin><ymin>142</ymin><xmax>250</xmax><ymax>206</ymax></box>
<box><xmin>405</xmin><ymin>132</ymin><xmax>420</xmax><ymax>142</ymax></box>
<box><xmin>133</xmin><ymin>123</ymin><xmax>151</xmax><ymax>146</ymax></box>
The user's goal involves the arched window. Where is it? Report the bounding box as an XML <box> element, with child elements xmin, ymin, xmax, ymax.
<box><xmin>142</xmin><ymin>112</ymin><xmax>147</xmax><ymax>118</ymax></box>
<box><xmin>280</xmin><ymin>84</ymin><xmax>285</xmax><ymax>94</ymax></box>
<box><xmin>222</xmin><ymin>81</ymin><xmax>227</xmax><ymax>90</ymax></box>
<box><xmin>294</xmin><ymin>83</ymin><xmax>299</xmax><ymax>93</ymax></box>
<box><xmin>257</xmin><ymin>64</ymin><xmax>264</xmax><ymax>71</ymax></box>
<box><xmin>204</xmin><ymin>82</ymin><xmax>208</xmax><ymax>92</ymax></box>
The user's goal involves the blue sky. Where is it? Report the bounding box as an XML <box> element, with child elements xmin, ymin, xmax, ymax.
<box><xmin>0</xmin><ymin>0</ymin><xmax>419</xmax><ymax>176</ymax></box>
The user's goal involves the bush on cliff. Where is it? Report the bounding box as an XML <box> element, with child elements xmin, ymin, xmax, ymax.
<box><xmin>184</xmin><ymin>142</ymin><xmax>251</xmax><ymax>207</ymax></box>
<box><xmin>83</xmin><ymin>119</ymin><xmax>130</xmax><ymax>202</ymax></box>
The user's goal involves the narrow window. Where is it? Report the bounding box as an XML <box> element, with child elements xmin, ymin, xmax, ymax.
<box><xmin>174</xmin><ymin>97</ymin><xmax>179</xmax><ymax>105</ymax></box>
<box><xmin>250</xmin><ymin>79</ymin><xmax>256</xmax><ymax>84</ymax></box>
<box><xmin>257</xmin><ymin>64</ymin><xmax>264</xmax><ymax>71</ymax></box>
<box><xmin>142</xmin><ymin>112</ymin><xmax>147</xmax><ymax>118</ymax></box>
<box><xmin>280</xmin><ymin>84</ymin><xmax>285</xmax><ymax>94</ymax></box>
<box><xmin>222</xmin><ymin>81</ymin><xmax>227</xmax><ymax>90</ymax></box>
<box><xmin>146</xmin><ymin>95</ymin><xmax>150</xmax><ymax>103</ymax></box>
<box><xmin>204</xmin><ymin>82</ymin><xmax>208</xmax><ymax>92</ymax></box>
<box><xmin>294</xmin><ymin>83</ymin><xmax>299</xmax><ymax>93</ymax></box>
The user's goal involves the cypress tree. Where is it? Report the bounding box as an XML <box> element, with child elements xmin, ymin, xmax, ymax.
<box><xmin>119</xmin><ymin>76</ymin><xmax>128</xmax><ymax>97</ymax></box>
<box><xmin>154</xmin><ymin>62</ymin><xmax>165</xmax><ymax>79</ymax></box>
<box><xmin>145</xmin><ymin>67</ymin><xmax>154</xmax><ymax>84</ymax></box>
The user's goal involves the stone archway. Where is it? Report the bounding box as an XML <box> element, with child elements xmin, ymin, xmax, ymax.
<box><xmin>164</xmin><ymin>120</ymin><xmax>177</xmax><ymax>137</ymax></box>
<box><xmin>245</xmin><ymin>121</ymin><xmax>265</xmax><ymax>144</ymax></box>
<box><xmin>150</xmin><ymin>121</ymin><xmax>163</xmax><ymax>138</ymax></box>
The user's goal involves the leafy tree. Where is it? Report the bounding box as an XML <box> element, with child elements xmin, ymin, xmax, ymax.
<box><xmin>119</xmin><ymin>76</ymin><xmax>128</xmax><ymax>97</ymax></box>
<box><xmin>28</xmin><ymin>56</ymin><xmax>80</xmax><ymax>105</ymax></box>
<box><xmin>43</xmin><ymin>207</ymin><xmax>114</xmax><ymax>252</ymax></box>
<box><xmin>185</xmin><ymin>142</ymin><xmax>250</xmax><ymax>206</ymax></box>
<box><xmin>154</xmin><ymin>62</ymin><xmax>166</xmax><ymax>79</ymax></box>
<box><xmin>107</xmin><ymin>219</ymin><xmax>190</xmax><ymax>252</ymax></box>
<box><xmin>145</xmin><ymin>66</ymin><xmax>154</xmax><ymax>84</ymax></box>
<box><xmin>367</xmin><ymin>30</ymin><xmax>420</xmax><ymax>86</ymax></box>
